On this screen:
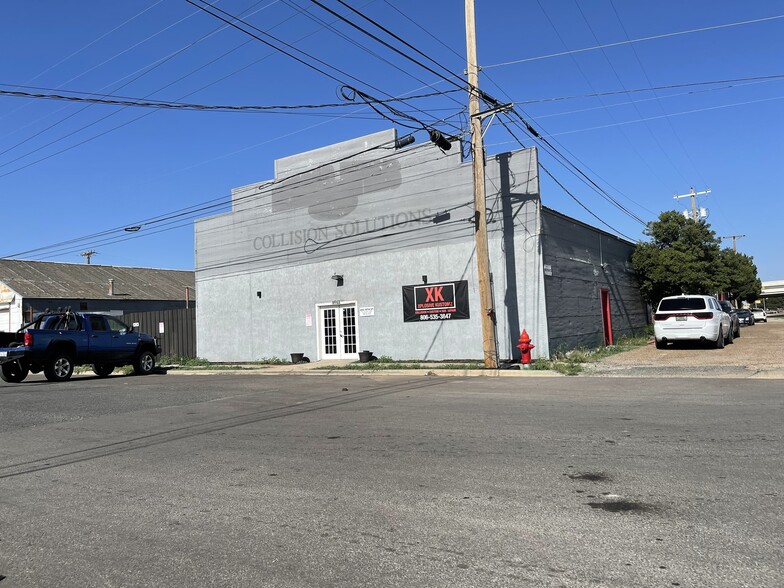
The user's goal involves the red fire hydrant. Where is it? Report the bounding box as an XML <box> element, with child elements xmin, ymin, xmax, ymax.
<box><xmin>517</xmin><ymin>329</ymin><xmax>535</xmax><ymax>364</ymax></box>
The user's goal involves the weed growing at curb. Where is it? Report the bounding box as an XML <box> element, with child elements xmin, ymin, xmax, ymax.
<box><xmin>159</xmin><ymin>356</ymin><xmax>211</xmax><ymax>367</ymax></box>
<box><xmin>536</xmin><ymin>335</ymin><xmax>652</xmax><ymax>375</ymax></box>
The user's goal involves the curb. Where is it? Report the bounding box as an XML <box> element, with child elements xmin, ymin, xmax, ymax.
<box><xmin>164</xmin><ymin>367</ymin><xmax>563</xmax><ymax>378</ymax></box>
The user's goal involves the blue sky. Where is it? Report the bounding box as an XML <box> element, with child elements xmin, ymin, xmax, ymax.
<box><xmin>1</xmin><ymin>1</ymin><xmax>782</xmax><ymax>280</ymax></box>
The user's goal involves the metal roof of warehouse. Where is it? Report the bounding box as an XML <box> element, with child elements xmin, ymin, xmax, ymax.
<box><xmin>0</xmin><ymin>259</ymin><xmax>194</xmax><ymax>300</ymax></box>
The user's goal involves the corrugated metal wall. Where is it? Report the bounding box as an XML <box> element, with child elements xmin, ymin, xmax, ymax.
<box><xmin>123</xmin><ymin>308</ymin><xmax>196</xmax><ymax>358</ymax></box>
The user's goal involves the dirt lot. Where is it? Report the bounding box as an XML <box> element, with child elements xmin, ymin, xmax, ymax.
<box><xmin>584</xmin><ymin>316</ymin><xmax>784</xmax><ymax>378</ymax></box>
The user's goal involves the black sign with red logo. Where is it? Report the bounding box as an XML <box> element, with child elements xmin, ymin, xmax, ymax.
<box><xmin>402</xmin><ymin>280</ymin><xmax>470</xmax><ymax>322</ymax></box>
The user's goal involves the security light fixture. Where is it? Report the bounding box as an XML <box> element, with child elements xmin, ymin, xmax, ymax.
<box><xmin>422</xmin><ymin>275</ymin><xmax>428</xmax><ymax>284</ymax></box>
<box><xmin>331</xmin><ymin>274</ymin><xmax>344</xmax><ymax>287</ymax></box>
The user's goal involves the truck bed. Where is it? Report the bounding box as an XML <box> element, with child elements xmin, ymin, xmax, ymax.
<box><xmin>0</xmin><ymin>332</ymin><xmax>21</xmax><ymax>348</ymax></box>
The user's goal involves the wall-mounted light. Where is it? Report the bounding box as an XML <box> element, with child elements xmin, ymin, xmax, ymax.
<box><xmin>422</xmin><ymin>275</ymin><xmax>428</xmax><ymax>284</ymax></box>
<box><xmin>331</xmin><ymin>274</ymin><xmax>344</xmax><ymax>287</ymax></box>
<box><xmin>257</xmin><ymin>291</ymin><xmax>262</xmax><ymax>298</ymax></box>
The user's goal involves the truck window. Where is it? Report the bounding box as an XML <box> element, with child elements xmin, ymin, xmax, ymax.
<box><xmin>106</xmin><ymin>317</ymin><xmax>129</xmax><ymax>335</ymax></box>
<box><xmin>88</xmin><ymin>316</ymin><xmax>107</xmax><ymax>331</ymax></box>
<box><xmin>44</xmin><ymin>314</ymin><xmax>81</xmax><ymax>330</ymax></box>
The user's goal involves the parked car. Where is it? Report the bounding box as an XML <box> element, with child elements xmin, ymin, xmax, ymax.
<box><xmin>653</xmin><ymin>295</ymin><xmax>732</xmax><ymax>349</ymax></box>
<box><xmin>719</xmin><ymin>300</ymin><xmax>741</xmax><ymax>339</ymax></box>
<box><xmin>735</xmin><ymin>308</ymin><xmax>755</xmax><ymax>326</ymax></box>
<box><xmin>751</xmin><ymin>308</ymin><xmax>767</xmax><ymax>323</ymax></box>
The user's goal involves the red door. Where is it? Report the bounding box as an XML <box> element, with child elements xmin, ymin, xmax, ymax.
<box><xmin>601</xmin><ymin>289</ymin><xmax>613</xmax><ymax>346</ymax></box>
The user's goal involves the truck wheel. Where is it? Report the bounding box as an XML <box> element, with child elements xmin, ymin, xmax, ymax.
<box><xmin>133</xmin><ymin>350</ymin><xmax>156</xmax><ymax>375</ymax></box>
<box><xmin>92</xmin><ymin>364</ymin><xmax>114</xmax><ymax>378</ymax></box>
<box><xmin>1</xmin><ymin>361</ymin><xmax>29</xmax><ymax>383</ymax></box>
<box><xmin>44</xmin><ymin>354</ymin><xmax>74</xmax><ymax>382</ymax></box>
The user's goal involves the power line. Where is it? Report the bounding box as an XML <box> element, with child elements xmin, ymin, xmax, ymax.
<box><xmin>0</xmin><ymin>0</ymin><xmax>166</xmax><ymax>125</ymax></box>
<box><xmin>528</xmin><ymin>79</ymin><xmax>784</xmax><ymax>121</ymax></box>
<box><xmin>500</xmin><ymin>110</ymin><xmax>646</xmax><ymax>230</ymax></box>
<box><xmin>543</xmin><ymin>95</ymin><xmax>784</xmax><ymax>137</ymax></box>
<box><xmin>573</xmin><ymin>0</ymin><xmax>692</xmax><ymax>188</ymax></box>
<box><xmin>484</xmin><ymin>14</ymin><xmax>784</xmax><ymax>69</ymax></box>
<box><xmin>184</xmin><ymin>0</ymin><xmax>452</xmax><ymax>132</ymax></box>
<box><xmin>497</xmin><ymin>113</ymin><xmax>634</xmax><ymax>240</ymax></box>
<box><xmin>4</xmin><ymin>134</ymin><xmax>434</xmax><ymax>259</ymax></box>
<box><xmin>0</xmin><ymin>2</ymin><xmax>274</xmax><ymax>166</ymax></box>
<box><xmin>0</xmin><ymin>1</ymin><xmax>229</xmax><ymax>160</ymax></box>
<box><xmin>335</xmin><ymin>0</ymin><xmax>462</xmax><ymax>83</ymax></box>
<box><xmin>514</xmin><ymin>74</ymin><xmax>784</xmax><ymax>105</ymax></box>
<box><xmin>368</xmin><ymin>2</ymin><xmax>651</xmax><ymax>233</ymax></box>
<box><xmin>534</xmin><ymin>0</ymin><xmax>677</xmax><ymax>193</ymax></box>
<box><xmin>0</xmin><ymin>0</ymin><xmax>462</xmax><ymax>176</ymax></box>
<box><xmin>540</xmin><ymin>164</ymin><xmax>635</xmax><ymax>241</ymax></box>
<box><xmin>280</xmin><ymin>0</ymin><xmax>467</xmax><ymax>114</ymax></box>
<box><xmin>0</xmin><ymin>85</ymin><xmax>460</xmax><ymax>113</ymax></box>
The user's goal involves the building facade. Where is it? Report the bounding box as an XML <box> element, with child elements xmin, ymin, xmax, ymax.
<box><xmin>195</xmin><ymin>129</ymin><xmax>647</xmax><ymax>362</ymax></box>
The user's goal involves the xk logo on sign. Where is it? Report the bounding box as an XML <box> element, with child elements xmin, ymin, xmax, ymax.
<box><xmin>414</xmin><ymin>283</ymin><xmax>456</xmax><ymax>312</ymax></box>
<box><xmin>424</xmin><ymin>286</ymin><xmax>445</xmax><ymax>302</ymax></box>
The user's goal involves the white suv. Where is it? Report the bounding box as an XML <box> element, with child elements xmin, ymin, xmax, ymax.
<box><xmin>654</xmin><ymin>295</ymin><xmax>732</xmax><ymax>349</ymax></box>
<box><xmin>751</xmin><ymin>308</ymin><xmax>767</xmax><ymax>323</ymax></box>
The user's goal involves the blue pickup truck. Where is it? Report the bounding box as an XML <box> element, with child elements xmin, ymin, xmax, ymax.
<box><xmin>0</xmin><ymin>311</ymin><xmax>160</xmax><ymax>383</ymax></box>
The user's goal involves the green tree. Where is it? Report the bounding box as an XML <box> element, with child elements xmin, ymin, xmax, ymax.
<box><xmin>717</xmin><ymin>248</ymin><xmax>761</xmax><ymax>305</ymax></box>
<box><xmin>632</xmin><ymin>211</ymin><xmax>722</xmax><ymax>305</ymax></box>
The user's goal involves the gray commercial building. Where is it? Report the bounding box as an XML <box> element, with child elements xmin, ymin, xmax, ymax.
<box><xmin>194</xmin><ymin>129</ymin><xmax>647</xmax><ymax>362</ymax></box>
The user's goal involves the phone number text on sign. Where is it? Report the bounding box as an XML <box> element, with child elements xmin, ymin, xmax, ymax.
<box><xmin>419</xmin><ymin>313</ymin><xmax>452</xmax><ymax>321</ymax></box>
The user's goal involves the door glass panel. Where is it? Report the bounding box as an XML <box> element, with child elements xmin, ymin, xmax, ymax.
<box><xmin>324</xmin><ymin>308</ymin><xmax>337</xmax><ymax>355</ymax></box>
<box><xmin>342</xmin><ymin>306</ymin><xmax>356</xmax><ymax>354</ymax></box>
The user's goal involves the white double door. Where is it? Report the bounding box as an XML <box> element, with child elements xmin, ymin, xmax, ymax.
<box><xmin>318</xmin><ymin>303</ymin><xmax>358</xmax><ymax>360</ymax></box>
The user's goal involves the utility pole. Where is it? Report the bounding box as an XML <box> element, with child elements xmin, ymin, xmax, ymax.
<box><xmin>673</xmin><ymin>186</ymin><xmax>711</xmax><ymax>221</ymax></box>
<box><xmin>465</xmin><ymin>0</ymin><xmax>498</xmax><ymax>369</ymax></box>
<box><xmin>721</xmin><ymin>234</ymin><xmax>747</xmax><ymax>251</ymax></box>
<box><xmin>80</xmin><ymin>250</ymin><xmax>97</xmax><ymax>264</ymax></box>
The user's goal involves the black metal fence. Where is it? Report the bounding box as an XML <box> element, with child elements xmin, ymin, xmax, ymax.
<box><xmin>122</xmin><ymin>308</ymin><xmax>196</xmax><ymax>359</ymax></box>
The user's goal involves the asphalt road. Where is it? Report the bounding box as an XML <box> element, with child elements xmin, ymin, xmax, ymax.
<box><xmin>0</xmin><ymin>373</ymin><xmax>781</xmax><ymax>587</ymax></box>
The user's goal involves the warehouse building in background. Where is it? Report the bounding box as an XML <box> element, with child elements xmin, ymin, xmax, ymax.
<box><xmin>0</xmin><ymin>260</ymin><xmax>194</xmax><ymax>333</ymax></box>
<box><xmin>194</xmin><ymin>129</ymin><xmax>647</xmax><ymax>362</ymax></box>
